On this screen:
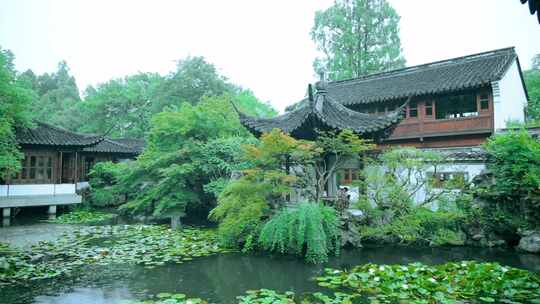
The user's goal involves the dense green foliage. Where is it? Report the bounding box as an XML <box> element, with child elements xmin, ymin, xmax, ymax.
<box><xmin>311</xmin><ymin>0</ymin><xmax>406</xmax><ymax>80</ymax></box>
<box><xmin>209</xmin><ymin>130</ymin><xmax>302</xmax><ymax>248</ymax></box>
<box><xmin>86</xmin><ymin>161</ymin><xmax>128</xmax><ymax>207</ymax></box>
<box><xmin>524</xmin><ymin>54</ymin><xmax>540</xmax><ymax>120</ymax></box>
<box><xmin>259</xmin><ymin>203</ymin><xmax>340</xmax><ymax>264</ymax></box>
<box><xmin>360</xmin><ymin>207</ymin><xmax>465</xmax><ymax>246</ymax></box>
<box><xmin>355</xmin><ymin>147</ymin><xmax>467</xmax><ymax>246</ymax></box>
<box><xmin>19</xmin><ymin>61</ymin><xmax>81</xmax><ymax>129</ymax></box>
<box><xmin>317</xmin><ymin>261</ymin><xmax>540</xmax><ymax>303</ymax></box>
<box><xmin>22</xmin><ymin>56</ymin><xmax>276</xmax><ymax>138</ymax></box>
<box><xmin>360</xmin><ymin>148</ymin><xmax>454</xmax><ymax>212</ymax></box>
<box><xmin>0</xmin><ymin>47</ymin><xmax>35</xmax><ymax>179</ymax></box>
<box><xmin>86</xmin><ymin>97</ymin><xmax>255</xmax><ymax>220</ymax></box>
<box><xmin>210</xmin><ymin>129</ymin><xmax>364</xmax><ymax>261</ymax></box>
<box><xmin>301</xmin><ymin>130</ymin><xmax>373</xmax><ymax>202</ymax></box>
<box><xmin>478</xmin><ymin>130</ymin><xmax>540</xmax><ymax>231</ymax></box>
<box><xmin>209</xmin><ymin>178</ymin><xmax>270</xmax><ymax>249</ymax></box>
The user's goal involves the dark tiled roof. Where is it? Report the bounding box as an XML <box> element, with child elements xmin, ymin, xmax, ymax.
<box><xmin>424</xmin><ymin>147</ymin><xmax>488</xmax><ymax>161</ymax></box>
<box><xmin>113</xmin><ymin>138</ymin><xmax>146</xmax><ymax>154</ymax></box>
<box><xmin>82</xmin><ymin>138</ymin><xmax>143</xmax><ymax>154</ymax></box>
<box><xmin>326</xmin><ymin>47</ymin><xmax>518</xmax><ymax>105</ymax></box>
<box><xmin>15</xmin><ymin>122</ymin><xmax>104</xmax><ymax>147</ymax></box>
<box><xmin>236</xmin><ymin>82</ymin><xmax>406</xmax><ymax>140</ymax></box>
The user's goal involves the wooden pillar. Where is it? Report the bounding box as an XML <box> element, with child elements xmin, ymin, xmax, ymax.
<box><xmin>59</xmin><ymin>151</ymin><xmax>63</xmax><ymax>184</ymax></box>
<box><xmin>74</xmin><ymin>151</ymin><xmax>78</xmax><ymax>183</ymax></box>
<box><xmin>326</xmin><ymin>154</ymin><xmax>338</xmax><ymax>197</ymax></box>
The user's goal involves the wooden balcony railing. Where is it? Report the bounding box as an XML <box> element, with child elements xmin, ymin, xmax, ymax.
<box><xmin>389</xmin><ymin>115</ymin><xmax>493</xmax><ymax>139</ymax></box>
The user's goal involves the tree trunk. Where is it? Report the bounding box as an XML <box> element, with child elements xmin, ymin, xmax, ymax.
<box><xmin>171</xmin><ymin>215</ymin><xmax>182</xmax><ymax>230</ymax></box>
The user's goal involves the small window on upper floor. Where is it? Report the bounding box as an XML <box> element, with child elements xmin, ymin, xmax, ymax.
<box><xmin>480</xmin><ymin>94</ymin><xmax>489</xmax><ymax>110</ymax></box>
<box><xmin>425</xmin><ymin>101</ymin><xmax>433</xmax><ymax>116</ymax></box>
<box><xmin>408</xmin><ymin>101</ymin><xmax>418</xmax><ymax>118</ymax></box>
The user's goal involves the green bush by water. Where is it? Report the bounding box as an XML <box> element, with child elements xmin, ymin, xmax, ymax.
<box><xmin>360</xmin><ymin>207</ymin><xmax>465</xmax><ymax>246</ymax></box>
<box><xmin>259</xmin><ymin>203</ymin><xmax>340</xmax><ymax>264</ymax></box>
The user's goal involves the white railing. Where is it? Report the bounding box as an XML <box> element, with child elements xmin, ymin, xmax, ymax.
<box><xmin>0</xmin><ymin>184</ymin><xmax>77</xmax><ymax>197</ymax></box>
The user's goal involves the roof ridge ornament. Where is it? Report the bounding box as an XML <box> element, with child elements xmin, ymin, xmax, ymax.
<box><xmin>315</xmin><ymin>80</ymin><xmax>328</xmax><ymax>94</ymax></box>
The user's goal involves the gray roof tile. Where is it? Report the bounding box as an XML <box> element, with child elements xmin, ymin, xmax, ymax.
<box><xmin>327</xmin><ymin>47</ymin><xmax>517</xmax><ymax>105</ymax></box>
<box><xmin>236</xmin><ymin>82</ymin><xmax>406</xmax><ymax>140</ymax></box>
<box><xmin>15</xmin><ymin>122</ymin><xmax>104</xmax><ymax>147</ymax></box>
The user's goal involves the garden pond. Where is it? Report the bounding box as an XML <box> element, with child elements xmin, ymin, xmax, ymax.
<box><xmin>1</xmin><ymin>213</ymin><xmax>540</xmax><ymax>304</ymax></box>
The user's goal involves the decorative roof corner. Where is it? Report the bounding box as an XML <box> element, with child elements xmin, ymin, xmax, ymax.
<box><xmin>236</xmin><ymin>83</ymin><xmax>408</xmax><ymax>140</ymax></box>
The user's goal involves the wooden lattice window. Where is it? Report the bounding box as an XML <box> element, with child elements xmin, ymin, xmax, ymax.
<box><xmin>340</xmin><ymin>169</ymin><xmax>358</xmax><ymax>185</ymax></box>
<box><xmin>14</xmin><ymin>153</ymin><xmax>54</xmax><ymax>183</ymax></box>
<box><xmin>479</xmin><ymin>93</ymin><xmax>489</xmax><ymax>110</ymax></box>
<box><xmin>425</xmin><ymin>101</ymin><xmax>434</xmax><ymax>116</ymax></box>
<box><xmin>408</xmin><ymin>101</ymin><xmax>418</xmax><ymax>118</ymax></box>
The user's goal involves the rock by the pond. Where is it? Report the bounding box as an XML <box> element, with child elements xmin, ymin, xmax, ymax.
<box><xmin>464</xmin><ymin>224</ymin><xmax>507</xmax><ymax>247</ymax></box>
<box><xmin>518</xmin><ymin>230</ymin><xmax>540</xmax><ymax>254</ymax></box>
<box><xmin>340</xmin><ymin>209</ymin><xmax>365</xmax><ymax>248</ymax></box>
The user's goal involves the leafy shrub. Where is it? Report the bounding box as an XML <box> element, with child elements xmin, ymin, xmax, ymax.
<box><xmin>87</xmin><ymin>161</ymin><xmax>128</xmax><ymax>207</ymax></box>
<box><xmin>209</xmin><ymin>129</ymin><xmax>304</xmax><ymax>249</ymax></box>
<box><xmin>482</xmin><ymin>130</ymin><xmax>540</xmax><ymax>228</ymax></box>
<box><xmin>360</xmin><ymin>207</ymin><xmax>465</xmax><ymax>245</ymax></box>
<box><xmin>115</xmin><ymin>97</ymin><xmax>254</xmax><ymax>219</ymax></box>
<box><xmin>209</xmin><ymin>178</ymin><xmax>270</xmax><ymax>248</ymax></box>
<box><xmin>359</xmin><ymin>147</ymin><xmax>458</xmax><ymax>213</ymax></box>
<box><xmin>258</xmin><ymin>203</ymin><xmax>340</xmax><ymax>264</ymax></box>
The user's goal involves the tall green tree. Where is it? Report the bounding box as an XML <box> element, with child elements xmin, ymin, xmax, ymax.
<box><xmin>311</xmin><ymin>0</ymin><xmax>406</xmax><ymax>81</ymax></box>
<box><xmin>68</xmin><ymin>57</ymin><xmax>276</xmax><ymax>138</ymax></box>
<box><xmin>524</xmin><ymin>54</ymin><xmax>540</xmax><ymax>120</ymax></box>
<box><xmin>153</xmin><ymin>56</ymin><xmax>233</xmax><ymax>111</ymax></box>
<box><xmin>74</xmin><ymin>72</ymin><xmax>164</xmax><ymax>137</ymax></box>
<box><xmin>21</xmin><ymin>61</ymin><xmax>81</xmax><ymax>127</ymax></box>
<box><xmin>111</xmin><ymin>96</ymin><xmax>254</xmax><ymax>225</ymax></box>
<box><xmin>0</xmin><ymin>47</ymin><xmax>35</xmax><ymax>179</ymax></box>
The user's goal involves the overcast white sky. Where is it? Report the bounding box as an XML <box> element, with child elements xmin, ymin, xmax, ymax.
<box><xmin>1</xmin><ymin>0</ymin><xmax>539</xmax><ymax>112</ymax></box>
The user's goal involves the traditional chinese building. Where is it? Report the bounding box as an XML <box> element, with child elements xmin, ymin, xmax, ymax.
<box><xmin>236</xmin><ymin>47</ymin><xmax>528</xmax><ymax>200</ymax></box>
<box><xmin>0</xmin><ymin>122</ymin><xmax>143</xmax><ymax>218</ymax></box>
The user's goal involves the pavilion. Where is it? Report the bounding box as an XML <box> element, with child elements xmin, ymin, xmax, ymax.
<box><xmin>233</xmin><ymin>80</ymin><xmax>408</xmax><ymax>198</ymax></box>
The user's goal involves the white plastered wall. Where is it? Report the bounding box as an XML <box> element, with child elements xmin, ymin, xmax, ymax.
<box><xmin>365</xmin><ymin>162</ymin><xmax>486</xmax><ymax>210</ymax></box>
<box><xmin>416</xmin><ymin>162</ymin><xmax>486</xmax><ymax>210</ymax></box>
<box><xmin>492</xmin><ymin>59</ymin><xmax>527</xmax><ymax>130</ymax></box>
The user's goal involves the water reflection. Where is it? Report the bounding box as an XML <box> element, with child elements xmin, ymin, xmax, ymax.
<box><xmin>2</xmin><ymin>215</ymin><xmax>539</xmax><ymax>304</ymax></box>
<box><xmin>34</xmin><ymin>287</ymin><xmax>134</xmax><ymax>304</ymax></box>
<box><xmin>6</xmin><ymin>246</ymin><xmax>538</xmax><ymax>304</ymax></box>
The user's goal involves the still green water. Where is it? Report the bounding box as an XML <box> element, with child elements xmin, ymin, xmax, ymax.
<box><xmin>1</xmin><ymin>213</ymin><xmax>539</xmax><ymax>304</ymax></box>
